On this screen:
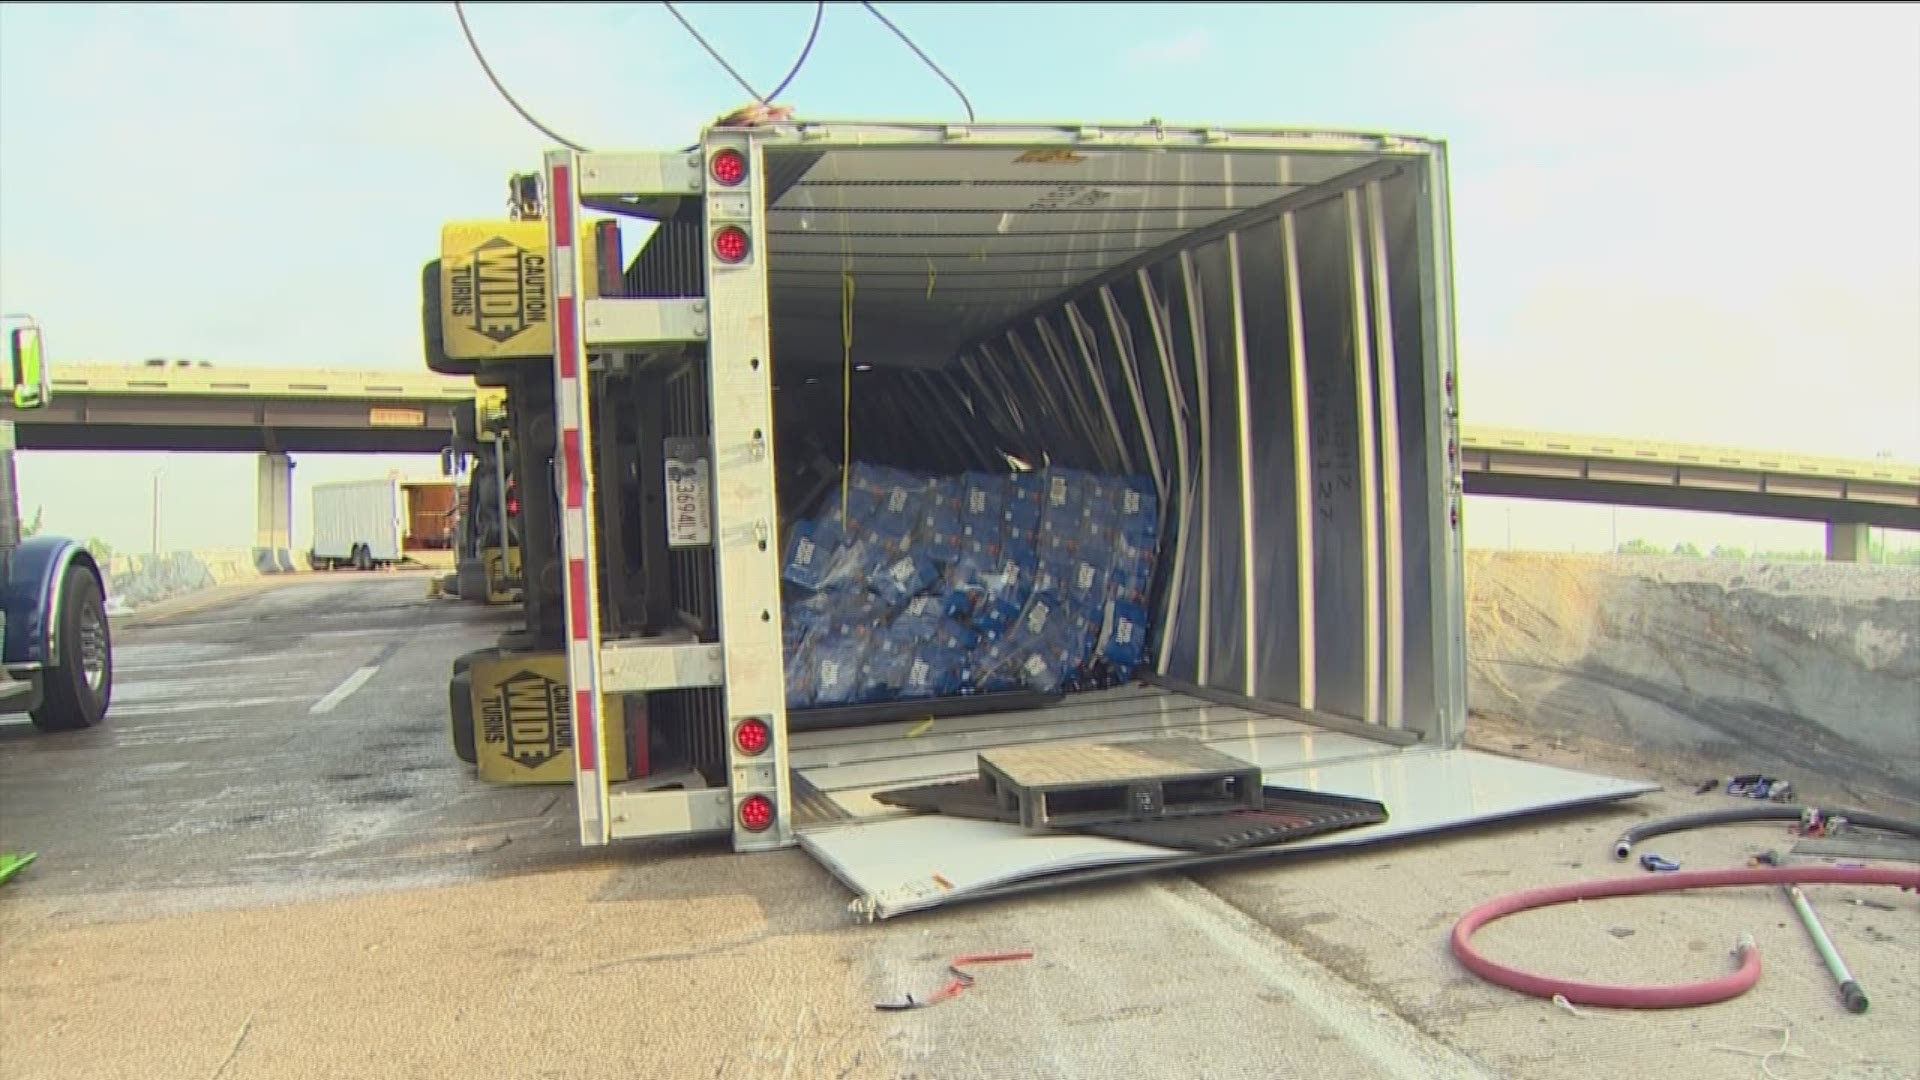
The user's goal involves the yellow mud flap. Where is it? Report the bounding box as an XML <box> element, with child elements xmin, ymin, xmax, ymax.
<box><xmin>437</xmin><ymin>220</ymin><xmax>613</xmax><ymax>363</ymax></box>
<box><xmin>470</xmin><ymin>651</ymin><xmax>631</xmax><ymax>785</ymax></box>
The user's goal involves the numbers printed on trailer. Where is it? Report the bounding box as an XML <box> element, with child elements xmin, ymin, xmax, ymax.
<box><xmin>663</xmin><ymin>437</ymin><xmax>713</xmax><ymax>548</ymax></box>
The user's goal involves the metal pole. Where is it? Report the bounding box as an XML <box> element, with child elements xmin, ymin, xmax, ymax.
<box><xmin>1343</xmin><ymin>189</ymin><xmax>1382</xmax><ymax>729</ymax></box>
<box><xmin>1098</xmin><ymin>285</ymin><xmax>1167</xmax><ymax>503</ymax></box>
<box><xmin>1226</xmin><ymin>232</ymin><xmax>1258</xmax><ymax>698</ymax></box>
<box><xmin>1365</xmin><ymin>181</ymin><xmax>1406</xmax><ymax>731</ymax></box>
<box><xmin>0</xmin><ymin>422</ymin><xmax>21</xmax><ymax>560</ymax></box>
<box><xmin>493</xmin><ymin>437</ymin><xmax>514</xmax><ymax>584</ymax></box>
<box><xmin>1281</xmin><ymin>211</ymin><xmax>1315</xmax><ymax>710</ymax></box>
<box><xmin>1786</xmin><ymin>885</ymin><xmax>1870</xmax><ymax>1014</ymax></box>
<box><xmin>1178</xmin><ymin>250</ymin><xmax>1213</xmax><ymax>689</ymax></box>
<box><xmin>1139</xmin><ymin>268</ymin><xmax>1193</xmax><ymax>680</ymax></box>
<box><xmin>151</xmin><ymin>469</ymin><xmax>163</xmax><ymax>554</ymax></box>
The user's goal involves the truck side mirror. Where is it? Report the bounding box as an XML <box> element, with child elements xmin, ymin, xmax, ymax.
<box><xmin>7</xmin><ymin>324</ymin><xmax>49</xmax><ymax>410</ymax></box>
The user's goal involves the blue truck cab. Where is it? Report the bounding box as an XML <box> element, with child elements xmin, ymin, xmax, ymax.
<box><xmin>0</xmin><ymin>318</ymin><xmax>114</xmax><ymax>731</ymax></box>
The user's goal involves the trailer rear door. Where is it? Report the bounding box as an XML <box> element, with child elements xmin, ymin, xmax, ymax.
<box><xmin>789</xmin><ymin>688</ymin><xmax>1655</xmax><ymax>918</ymax></box>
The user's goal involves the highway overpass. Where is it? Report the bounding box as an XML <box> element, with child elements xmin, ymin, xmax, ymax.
<box><xmin>13</xmin><ymin>363</ymin><xmax>471</xmax><ymax>454</ymax></box>
<box><xmin>9</xmin><ymin>362</ymin><xmax>475</xmax><ymax>572</ymax></box>
<box><xmin>1460</xmin><ymin>427</ymin><xmax>1920</xmax><ymax>559</ymax></box>
<box><xmin>7</xmin><ymin>363</ymin><xmax>1917</xmax><ymax>564</ymax></box>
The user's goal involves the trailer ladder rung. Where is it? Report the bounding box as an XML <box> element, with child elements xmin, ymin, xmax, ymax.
<box><xmin>576</xmin><ymin>152</ymin><xmax>704</xmax><ymax>202</ymax></box>
<box><xmin>599</xmin><ymin>634</ymin><xmax>726</xmax><ymax>694</ymax></box>
<box><xmin>608</xmin><ymin>785</ymin><xmax>731</xmax><ymax>840</ymax></box>
<box><xmin>583</xmin><ymin>298</ymin><xmax>709</xmax><ymax>349</ymax></box>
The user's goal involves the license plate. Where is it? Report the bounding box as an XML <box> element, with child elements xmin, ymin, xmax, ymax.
<box><xmin>664</xmin><ymin>452</ymin><xmax>712</xmax><ymax>548</ymax></box>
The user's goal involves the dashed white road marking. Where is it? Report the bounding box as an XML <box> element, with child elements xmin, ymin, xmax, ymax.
<box><xmin>310</xmin><ymin>666</ymin><xmax>380</xmax><ymax>714</ymax></box>
<box><xmin>117</xmin><ymin>654</ymin><xmax>288</xmax><ymax>675</ymax></box>
<box><xmin>111</xmin><ymin>696</ymin><xmax>319</xmax><ymax>720</ymax></box>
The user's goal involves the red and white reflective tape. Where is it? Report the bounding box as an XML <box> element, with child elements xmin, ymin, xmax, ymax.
<box><xmin>544</xmin><ymin>151</ymin><xmax>607</xmax><ymax>840</ymax></box>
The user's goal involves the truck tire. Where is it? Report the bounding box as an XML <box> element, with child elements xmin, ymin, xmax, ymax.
<box><xmin>30</xmin><ymin>567</ymin><xmax>111</xmax><ymax>732</ymax></box>
<box><xmin>448</xmin><ymin>668</ymin><xmax>477</xmax><ymax>765</ymax></box>
<box><xmin>353</xmin><ymin>545</ymin><xmax>373</xmax><ymax>571</ymax></box>
<box><xmin>457</xmin><ymin>560</ymin><xmax>489</xmax><ymax>603</ymax></box>
<box><xmin>422</xmin><ymin>260</ymin><xmax>478</xmax><ymax>378</ymax></box>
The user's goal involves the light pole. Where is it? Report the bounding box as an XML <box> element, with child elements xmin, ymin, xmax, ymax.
<box><xmin>150</xmin><ymin>467</ymin><xmax>164</xmax><ymax>555</ymax></box>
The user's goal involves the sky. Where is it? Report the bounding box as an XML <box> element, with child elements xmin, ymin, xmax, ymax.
<box><xmin>1</xmin><ymin>1</ymin><xmax>1916</xmax><ymax>558</ymax></box>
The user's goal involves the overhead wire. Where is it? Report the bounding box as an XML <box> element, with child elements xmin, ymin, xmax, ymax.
<box><xmin>767</xmin><ymin>1</ymin><xmax>826</xmax><ymax>102</ymax></box>
<box><xmin>459</xmin><ymin>0</ymin><xmax>964</xmax><ymax>149</ymax></box>
<box><xmin>662</xmin><ymin>0</ymin><xmax>825</xmax><ymax>106</ymax></box>
<box><xmin>452</xmin><ymin>0</ymin><xmax>591</xmax><ymax>152</ymax></box>
<box><xmin>858</xmin><ymin>1</ymin><xmax>975</xmax><ymax>122</ymax></box>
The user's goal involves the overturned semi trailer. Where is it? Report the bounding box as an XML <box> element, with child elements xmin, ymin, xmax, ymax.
<box><xmin>513</xmin><ymin>120</ymin><xmax>1652</xmax><ymax>917</ymax></box>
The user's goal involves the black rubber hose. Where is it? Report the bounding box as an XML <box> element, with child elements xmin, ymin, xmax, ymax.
<box><xmin>1611</xmin><ymin>805</ymin><xmax>1920</xmax><ymax>861</ymax></box>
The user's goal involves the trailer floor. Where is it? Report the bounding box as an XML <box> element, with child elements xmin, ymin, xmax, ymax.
<box><xmin>3</xmin><ymin>575</ymin><xmax>1915</xmax><ymax>1080</ymax></box>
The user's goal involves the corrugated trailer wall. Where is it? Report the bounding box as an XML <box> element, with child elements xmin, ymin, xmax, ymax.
<box><xmin>847</xmin><ymin>164</ymin><xmax>1458</xmax><ymax>744</ymax></box>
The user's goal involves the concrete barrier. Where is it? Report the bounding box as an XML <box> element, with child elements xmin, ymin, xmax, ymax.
<box><xmin>252</xmin><ymin>547</ymin><xmax>296</xmax><ymax>575</ymax></box>
<box><xmin>1467</xmin><ymin>552</ymin><xmax>1920</xmax><ymax>804</ymax></box>
<box><xmin>103</xmin><ymin>548</ymin><xmax>265</xmax><ymax>614</ymax></box>
<box><xmin>102</xmin><ymin>548</ymin><xmax>446</xmax><ymax>615</ymax></box>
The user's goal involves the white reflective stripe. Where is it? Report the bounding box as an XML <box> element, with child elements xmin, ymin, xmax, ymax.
<box><xmin>576</xmin><ymin>768</ymin><xmax>603</xmax><ymax>845</ymax></box>
<box><xmin>553</xmin><ymin>250</ymin><xmax>575</xmax><ymax>299</ymax></box>
<box><xmin>558</xmin><ymin>385</ymin><xmax>581</xmax><ymax>432</ymax></box>
<box><xmin>568</xmin><ymin>639</ymin><xmax>595</xmax><ymax>677</ymax></box>
<box><xmin>562</xmin><ymin>509</ymin><xmax>588</xmax><ymax>561</ymax></box>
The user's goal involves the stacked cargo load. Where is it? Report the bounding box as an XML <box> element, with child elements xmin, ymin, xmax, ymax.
<box><xmin>780</xmin><ymin>462</ymin><xmax>1159</xmax><ymax>711</ymax></box>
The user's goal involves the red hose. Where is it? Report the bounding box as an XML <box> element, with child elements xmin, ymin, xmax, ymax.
<box><xmin>1451</xmin><ymin>865</ymin><xmax>1920</xmax><ymax>1009</ymax></box>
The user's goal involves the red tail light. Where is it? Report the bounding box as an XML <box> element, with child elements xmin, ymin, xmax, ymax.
<box><xmin>734</xmin><ymin>717</ymin><xmax>771</xmax><ymax>756</ymax></box>
<box><xmin>506</xmin><ymin>482</ymin><xmax>521</xmax><ymax>517</ymax></box>
<box><xmin>710</xmin><ymin>148</ymin><xmax>747</xmax><ymax>187</ymax></box>
<box><xmin>739</xmin><ymin>794</ymin><xmax>775</xmax><ymax>832</ymax></box>
<box><xmin>713</xmin><ymin>226</ymin><xmax>750</xmax><ymax>264</ymax></box>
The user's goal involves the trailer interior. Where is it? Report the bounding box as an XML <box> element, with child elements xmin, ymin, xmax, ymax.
<box><xmin>591</xmin><ymin>126</ymin><xmax>1653</xmax><ymax>917</ymax></box>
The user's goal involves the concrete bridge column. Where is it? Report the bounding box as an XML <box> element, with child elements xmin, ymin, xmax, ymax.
<box><xmin>1826</xmin><ymin>521</ymin><xmax>1870</xmax><ymax>563</ymax></box>
<box><xmin>255</xmin><ymin>452</ymin><xmax>294</xmax><ymax>573</ymax></box>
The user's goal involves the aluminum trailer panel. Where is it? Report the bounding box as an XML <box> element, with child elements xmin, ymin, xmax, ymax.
<box><xmin>539</xmin><ymin>120</ymin><xmax>1651</xmax><ymax>916</ymax></box>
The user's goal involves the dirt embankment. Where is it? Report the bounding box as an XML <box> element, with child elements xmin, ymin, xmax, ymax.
<box><xmin>1466</xmin><ymin>552</ymin><xmax>1920</xmax><ymax>806</ymax></box>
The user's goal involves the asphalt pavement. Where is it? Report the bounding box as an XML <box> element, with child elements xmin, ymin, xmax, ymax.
<box><xmin>0</xmin><ymin>572</ymin><xmax>582</xmax><ymax>916</ymax></box>
<box><xmin>0</xmin><ymin>574</ymin><xmax>1913</xmax><ymax>1080</ymax></box>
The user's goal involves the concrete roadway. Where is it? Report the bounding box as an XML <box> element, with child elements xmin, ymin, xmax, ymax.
<box><xmin>0</xmin><ymin>575</ymin><xmax>1914</xmax><ymax>1080</ymax></box>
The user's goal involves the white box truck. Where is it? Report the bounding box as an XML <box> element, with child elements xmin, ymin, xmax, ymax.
<box><xmin>310</xmin><ymin>478</ymin><xmax>405</xmax><ymax>571</ymax></box>
<box><xmin>463</xmin><ymin>119</ymin><xmax>1656</xmax><ymax>919</ymax></box>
